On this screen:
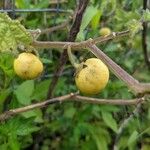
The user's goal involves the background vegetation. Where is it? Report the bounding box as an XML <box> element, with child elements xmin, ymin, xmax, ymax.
<box><xmin>0</xmin><ymin>0</ymin><xmax>150</xmax><ymax>150</ymax></box>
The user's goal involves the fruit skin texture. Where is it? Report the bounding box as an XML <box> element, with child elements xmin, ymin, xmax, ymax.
<box><xmin>75</xmin><ymin>58</ymin><xmax>109</xmax><ymax>95</ymax></box>
<box><xmin>99</xmin><ymin>27</ymin><xmax>111</xmax><ymax>36</ymax></box>
<box><xmin>14</xmin><ymin>52</ymin><xmax>43</xmax><ymax>79</ymax></box>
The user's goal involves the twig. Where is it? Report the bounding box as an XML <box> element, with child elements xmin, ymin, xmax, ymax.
<box><xmin>40</xmin><ymin>19</ymin><xmax>69</xmax><ymax>34</ymax></box>
<box><xmin>0</xmin><ymin>94</ymin><xmax>145</xmax><ymax>122</ymax></box>
<box><xmin>4</xmin><ymin>0</ymin><xmax>13</xmax><ymax>9</ymax></box>
<box><xmin>74</xmin><ymin>96</ymin><xmax>144</xmax><ymax>105</ymax></box>
<box><xmin>0</xmin><ymin>93</ymin><xmax>76</xmax><ymax>122</ymax></box>
<box><xmin>87</xmin><ymin>44</ymin><xmax>150</xmax><ymax>95</ymax></box>
<box><xmin>46</xmin><ymin>0</ymin><xmax>89</xmax><ymax>99</ymax></box>
<box><xmin>3</xmin><ymin>0</ymin><xmax>15</xmax><ymax>18</ymax></box>
<box><xmin>142</xmin><ymin>0</ymin><xmax>150</xmax><ymax>69</ymax></box>
<box><xmin>32</xmin><ymin>30</ymin><xmax>130</xmax><ymax>50</ymax></box>
<box><xmin>0</xmin><ymin>8</ymin><xmax>73</xmax><ymax>13</ymax></box>
<box><xmin>113</xmin><ymin>102</ymin><xmax>143</xmax><ymax>150</ymax></box>
<box><xmin>49</xmin><ymin>0</ymin><xmax>67</xmax><ymax>4</ymax></box>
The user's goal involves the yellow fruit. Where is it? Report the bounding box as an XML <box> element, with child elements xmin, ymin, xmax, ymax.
<box><xmin>99</xmin><ymin>27</ymin><xmax>111</xmax><ymax>36</ymax></box>
<box><xmin>75</xmin><ymin>58</ymin><xmax>109</xmax><ymax>95</ymax></box>
<box><xmin>14</xmin><ymin>52</ymin><xmax>43</xmax><ymax>79</ymax></box>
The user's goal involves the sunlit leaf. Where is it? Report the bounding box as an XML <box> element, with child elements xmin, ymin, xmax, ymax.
<box><xmin>0</xmin><ymin>13</ymin><xmax>33</xmax><ymax>52</ymax></box>
<box><xmin>127</xmin><ymin>130</ymin><xmax>138</xmax><ymax>146</ymax></box>
<box><xmin>91</xmin><ymin>10</ymin><xmax>101</xmax><ymax>30</ymax></box>
<box><xmin>102</xmin><ymin>112</ymin><xmax>118</xmax><ymax>132</ymax></box>
<box><xmin>77</xmin><ymin>5</ymin><xmax>98</xmax><ymax>40</ymax></box>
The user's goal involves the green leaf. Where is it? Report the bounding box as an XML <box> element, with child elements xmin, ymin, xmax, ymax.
<box><xmin>34</xmin><ymin>0</ymin><xmax>49</xmax><ymax>8</ymax></box>
<box><xmin>41</xmin><ymin>58</ymin><xmax>52</xmax><ymax>64</ymax></box>
<box><xmin>0</xmin><ymin>88</ymin><xmax>11</xmax><ymax>104</ymax></box>
<box><xmin>32</xmin><ymin>79</ymin><xmax>50</xmax><ymax>100</ymax></box>
<box><xmin>0</xmin><ymin>144</ymin><xmax>9</xmax><ymax>150</ymax></box>
<box><xmin>22</xmin><ymin>109</ymin><xmax>43</xmax><ymax>123</ymax></box>
<box><xmin>127</xmin><ymin>130</ymin><xmax>138</xmax><ymax>146</ymax></box>
<box><xmin>77</xmin><ymin>123</ymin><xmax>110</xmax><ymax>150</ymax></box>
<box><xmin>77</xmin><ymin>5</ymin><xmax>98</xmax><ymax>40</ymax></box>
<box><xmin>0</xmin><ymin>88</ymin><xmax>11</xmax><ymax>112</ymax></box>
<box><xmin>8</xmin><ymin>134</ymin><xmax>20</xmax><ymax>150</ymax></box>
<box><xmin>0</xmin><ymin>52</ymin><xmax>14</xmax><ymax>69</ymax></box>
<box><xmin>100</xmin><ymin>0</ymin><xmax>117</xmax><ymax>16</ymax></box>
<box><xmin>76</xmin><ymin>31</ymin><xmax>85</xmax><ymax>41</ymax></box>
<box><xmin>0</xmin><ymin>117</ymin><xmax>39</xmax><ymax>150</ymax></box>
<box><xmin>118</xmin><ymin>136</ymin><xmax>128</xmax><ymax>149</ymax></box>
<box><xmin>127</xmin><ymin>19</ymin><xmax>143</xmax><ymax>37</ymax></box>
<box><xmin>14</xmin><ymin>80</ymin><xmax>34</xmax><ymax>105</ymax></box>
<box><xmin>143</xmin><ymin>9</ymin><xmax>150</xmax><ymax>22</ymax></box>
<box><xmin>99</xmin><ymin>105</ymin><xmax>120</xmax><ymax>112</ymax></box>
<box><xmin>64</xmin><ymin>107</ymin><xmax>76</xmax><ymax>118</ymax></box>
<box><xmin>15</xmin><ymin>0</ymin><xmax>30</xmax><ymax>8</ymax></box>
<box><xmin>102</xmin><ymin>112</ymin><xmax>118</xmax><ymax>132</ymax></box>
<box><xmin>55</xmin><ymin>77</ymin><xmax>67</xmax><ymax>95</ymax></box>
<box><xmin>0</xmin><ymin>53</ymin><xmax>15</xmax><ymax>86</ymax></box>
<box><xmin>16</xmin><ymin>122</ymin><xmax>39</xmax><ymax>136</ymax></box>
<box><xmin>0</xmin><ymin>117</ymin><xmax>39</xmax><ymax>137</ymax></box>
<box><xmin>80</xmin><ymin>5</ymin><xmax>98</xmax><ymax>31</ymax></box>
<box><xmin>91</xmin><ymin>10</ymin><xmax>101</xmax><ymax>30</ymax></box>
<box><xmin>0</xmin><ymin>13</ymin><xmax>33</xmax><ymax>52</ymax></box>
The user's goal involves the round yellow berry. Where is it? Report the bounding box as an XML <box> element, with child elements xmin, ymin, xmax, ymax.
<box><xmin>75</xmin><ymin>58</ymin><xmax>109</xmax><ymax>95</ymax></box>
<box><xmin>14</xmin><ymin>52</ymin><xmax>43</xmax><ymax>79</ymax></box>
<box><xmin>99</xmin><ymin>27</ymin><xmax>111</xmax><ymax>36</ymax></box>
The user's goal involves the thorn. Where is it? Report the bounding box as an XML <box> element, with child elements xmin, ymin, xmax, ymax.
<box><xmin>112</xmin><ymin>32</ymin><xmax>116</xmax><ymax>37</ymax></box>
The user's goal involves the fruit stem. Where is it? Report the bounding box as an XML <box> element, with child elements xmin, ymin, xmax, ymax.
<box><xmin>67</xmin><ymin>45</ymin><xmax>79</xmax><ymax>69</ymax></box>
<box><xmin>25</xmin><ymin>46</ymin><xmax>40</xmax><ymax>57</ymax></box>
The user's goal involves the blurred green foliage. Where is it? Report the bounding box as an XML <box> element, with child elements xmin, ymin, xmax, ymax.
<box><xmin>0</xmin><ymin>0</ymin><xmax>150</xmax><ymax>150</ymax></box>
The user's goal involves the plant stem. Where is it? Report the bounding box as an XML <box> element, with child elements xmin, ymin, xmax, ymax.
<box><xmin>32</xmin><ymin>30</ymin><xmax>130</xmax><ymax>50</ymax></box>
<box><xmin>67</xmin><ymin>45</ymin><xmax>79</xmax><ymax>69</ymax></box>
<box><xmin>0</xmin><ymin>94</ymin><xmax>146</xmax><ymax>122</ymax></box>
<box><xmin>142</xmin><ymin>0</ymin><xmax>150</xmax><ymax>69</ymax></box>
<box><xmin>87</xmin><ymin>44</ymin><xmax>149</xmax><ymax>95</ymax></box>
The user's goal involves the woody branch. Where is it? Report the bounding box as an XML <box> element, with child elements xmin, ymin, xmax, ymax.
<box><xmin>31</xmin><ymin>29</ymin><xmax>150</xmax><ymax>95</ymax></box>
<box><xmin>0</xmin><ymin>93</ymin><xmax>147</xmax><ymax>122</ymax></box>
